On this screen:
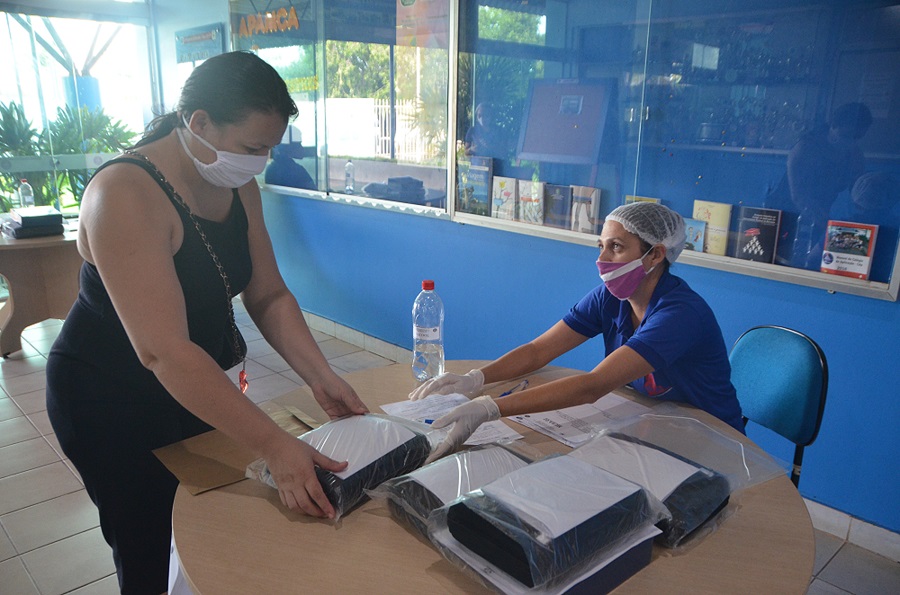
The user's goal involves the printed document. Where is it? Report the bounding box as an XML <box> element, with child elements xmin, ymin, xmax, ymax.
<box><xmin>509</xmin><ymin>394</ymin><xmax>651</xmax><ymax>448</ymax></box>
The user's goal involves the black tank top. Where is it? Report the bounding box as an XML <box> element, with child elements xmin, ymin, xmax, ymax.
<box><xmin>50</xmin><ymin>155</ymin><xmax>253</xmax><ymax>377</ymax></box>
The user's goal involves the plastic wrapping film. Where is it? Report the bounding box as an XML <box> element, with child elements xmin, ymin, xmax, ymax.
<box><xmin>428</xmin><ymin>455</ymin><xmax>666</xmax><ymax>590</ymax></box>
<box><xmin>367</xmin><ymin>445</ymin><xmax>531</xmax><ymax>539</ymax></box>
<box><xmin>245</xmin><ymin>414</ymin><xmax>432</xmax><ymax>520</ymax></box>
<box><xmin>568</xmin><ymin>433</ymin><xmax>731</xmax><ymax>548</ymax></box>
<box><xmin>609</xmin><ymin>402</ymin><xmax>787</xmax><ymax>493</ymax></box>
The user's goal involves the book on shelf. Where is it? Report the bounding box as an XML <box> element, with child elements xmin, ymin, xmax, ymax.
<box><xmin>10</xmin><ymin>205</ymin><xmax>63</xmax><ymax>228</ymax></box>
<box><xmin>692</xmin><ymin>200</ymin><xmax>732</xmax><ymax>256</ymax></box>
<box><xmin>571</xmin><ymin>186</ymin><xmax>601</xmax><ymax>234</ymax></box>
<box><xmin>820</xmin><ymin>220</ymin><xmax>879</xmax><ymax>280</ymax></box>
<box><xmin>735</xmin><ymin>206</ymin><xmax>781</xmax><ymax>263</ymax></box>
<box><xmin>544</xmin><ymin>184</ymin><xmax>573</xmax><ymax>229</ymax></box>
<box><xmin>624</xmin><ymin>195</ymin><xmax>661</xmax><ymax>204</ymax></box>
<box><xmin>683</xmin><ymin>218</ymin><xmax>706</xmax><ymax>253</ymax></box>
<box><xmin>518</xmin><ymin>180</ymin><xmax>544</xmax><ymax>225</ymax></box>
<box><xmin>491</xmin><ymin>176</ymin><xmax>518</xmax><ymax>220</ymax></box>
<box><xmin>456</xmin><ymin>156</ymin><xmax>492</xmax><ymax>216</ymax></box>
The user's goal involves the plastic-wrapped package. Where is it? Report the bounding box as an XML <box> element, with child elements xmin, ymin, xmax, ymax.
<box><xmin>609</xmin><ymin>402</ymin><xmax>787</xmax><ymax>493</ymax></box>
<box><xmin>245</xmin><ymin>414</ymin><xmax>431</xmax><ymax>520</ymax></box>
<box><xmin>367</xmin><ymin>445</ymin><xmax>530</xmax><ymax>538</ymax></box>
<box><xmin>568</xmin><ymin>433</ymin><xmax>731</xmax><ymax>548</ymax></box>
<box><xmin>430</xmin><ymin>455</ymin><xmax>665</xmax><ymax>590</ymax></box>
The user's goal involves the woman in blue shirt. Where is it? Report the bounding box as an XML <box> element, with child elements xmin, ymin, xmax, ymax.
<box><xmin>411</xmin><ymin>202</ymin><xmax>743</xmax><ymax>460</ymax></box>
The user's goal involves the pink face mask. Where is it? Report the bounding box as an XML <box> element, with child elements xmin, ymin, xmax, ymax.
<box><xmin>596</xmin><ymin>247</ymin><xmax>655</xmax><ymax>300</ymax></box>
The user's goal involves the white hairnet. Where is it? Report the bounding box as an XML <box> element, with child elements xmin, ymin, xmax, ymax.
<box><xmin>605</xmin><ymin>202</ymin><xmax>687</xmax><ymax>264</ymax></box>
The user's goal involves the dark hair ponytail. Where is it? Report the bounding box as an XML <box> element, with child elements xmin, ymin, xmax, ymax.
<box><xmin>132</xmin><ymin>51</ymin><xmax>297</xmax><ymax>148</ymax></box>
<box><xmin>133</xmin><ymin>112</ymin><xmax>178</xmax><ymax>148</ymax></box>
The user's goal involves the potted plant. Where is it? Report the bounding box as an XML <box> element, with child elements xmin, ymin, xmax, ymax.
<box><xmin>0</xmin><ymin>101</ymin><xmax>136</xmax><ymax>213</ymax></box>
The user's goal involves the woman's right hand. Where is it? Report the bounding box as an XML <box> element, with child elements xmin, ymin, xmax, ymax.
<box><xmin>263</xmin><ymin>434</ymin><xmax>346</xmax><ymax>518</ymax></box>
<box><xmin>408</xmin><ymin>368</ymin><xmax>484</xmax><ymax>400</ymax></box>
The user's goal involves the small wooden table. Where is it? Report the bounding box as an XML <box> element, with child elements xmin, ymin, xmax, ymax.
<box><xmin>171</xmin><ymin>361</ymin><xmax>815</xmax><ymax>594</ymax></box>
<box><xmin>0</xmin><ymin>229</ymin><xmax>82</xmax><ymax>356</ymax></box>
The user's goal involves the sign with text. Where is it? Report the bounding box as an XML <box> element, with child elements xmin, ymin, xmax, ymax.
<box><xmin>175</xmin><ymin>24</ymin><xmax>225</xmax><ymax>64</ymax></box>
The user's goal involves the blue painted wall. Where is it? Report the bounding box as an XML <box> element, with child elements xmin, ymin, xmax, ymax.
<box><xmin>263</xmin><ymin>190</ymin><xmax>900</xmax><ymax>533</ymax></box>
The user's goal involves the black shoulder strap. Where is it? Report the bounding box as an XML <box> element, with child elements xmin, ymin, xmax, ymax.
<box><xmin>89</xmin><ymin>153</ymin><xmax>182</xmax><ymax>212</ymax></box>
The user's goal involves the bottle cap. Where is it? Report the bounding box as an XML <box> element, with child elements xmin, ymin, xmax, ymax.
<box><xmin>422</xmin><ymin>280</ymin><xmax>434</xmax><ymax>290</ymax></box>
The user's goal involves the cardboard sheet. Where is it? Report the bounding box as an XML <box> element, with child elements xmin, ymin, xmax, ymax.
<box><xmin>153</xmin><ymin>389</ymin><xmax>322</xmax><ymax>494</ymax></box>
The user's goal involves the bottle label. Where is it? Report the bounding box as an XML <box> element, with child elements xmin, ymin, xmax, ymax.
<box><xmin>413</xmin><ymin>325</ymin><xmax>441</xmax><ymax>341</ymax></box>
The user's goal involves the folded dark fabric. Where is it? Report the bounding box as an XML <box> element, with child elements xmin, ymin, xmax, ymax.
<box><xmin>362</xmin><ymin>181</ymin><xmax>426</xmax><ymax>201</ymax></box>
<box><xmin>375</xmin><ymin>446</ymin><xmax>529</xmax><ymax>538</ymax></box>
<box><xmin>446</xmin><ymin>456</ymin><xmax>654</xmax><ymax>589</ymax></box>
<box><xmin>387</xmin><ymin>176</ymin><xmax>424</xmax><ymax>189</ymax></box>
<box><xmin>10</xmin><ymin>205</ymin><xmax>64</xmax><ymax>227</ymax></box>
<box><xmin>569</xmin><ymin>433</ymin><xmax>731</xmax><ymax>548</ymax></box>
<box><xmin>299</xmin><ymin>414</ymin><xmax>431</xmax><ymax>519</ymax></box>
<box><xmin>2</xmin><ymin>220</ymin><xmax>65</xmax><ymax>239</ymax></box>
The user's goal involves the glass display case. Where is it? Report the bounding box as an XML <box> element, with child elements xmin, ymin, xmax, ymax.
<box><xmin>453</xmin><ymin>0</ymin><xmax>900</xmax><ymax>300</ymax></box>
<box><xmin>226</xmin><ymin>0</ymin><xmax>899</xmax><ymax>300</ymax></box>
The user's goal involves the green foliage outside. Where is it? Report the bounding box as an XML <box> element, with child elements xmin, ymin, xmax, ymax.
<box><xmin>0</xmin><ymin>101</ymin><xmax>137</xmax><ymax>213</ymax></box>
<box><xmin>252</xmin><ymin>5</ymin><xmax>546</xmax><ymax>167</ymax></box>
<box><xmin>478</xmin><ymin>6</ymin><xmax>546</xmax><ymax>45</ymax></box>
<box><xmin>456</xmin><ymin>6</ymin><xmax>546</xmax><ymax>160</ymax></box>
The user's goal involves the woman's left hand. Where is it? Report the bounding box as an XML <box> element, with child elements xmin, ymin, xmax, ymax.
<box><xmin>425</xmin><ymin>395</ymin><xmax>500</xmax><ymax>463</ymax></box>
<box><xmin>310</xmin><ymin>373</ymin><xmax>369</xmax><ymax>419</ymax></box>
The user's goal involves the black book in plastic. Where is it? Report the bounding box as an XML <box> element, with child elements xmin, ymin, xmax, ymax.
<box><xmin>372</xmin><ymin>445</ymin><xmax>530</xmax><ymax>538</ymax></box>
<box><xmin>299</xmin><ymin>415</ymin><xmax>431</xmax><ymax>519</ymax></box>
<box><xmin>446</xmin><ymin>456</ymin><xmax>655</xmax><ymax>589</ymax></box>
<box><xmin>246</xmin><ymin>414</ymin><xmax>431</xmax><ymax>520</ymax></box>
<box><xmin>569</xmin><ymin>433</ymin><xmax>731</xmax><ymax>548</ymax></box>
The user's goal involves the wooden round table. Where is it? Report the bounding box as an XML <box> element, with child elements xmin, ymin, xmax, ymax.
<box><xmin>171</xmin><ymin>361</ymin><xmax>815</xmax><ymax>594</ymax></box>
<box><xmin>0</xmin><ymin>228</ymin><xmax>82</xmax><ymax>356</ymax></box>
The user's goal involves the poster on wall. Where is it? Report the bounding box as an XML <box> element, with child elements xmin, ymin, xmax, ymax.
<box><xmin>175</xmin><ymin>24</ymin><xmax>226</xmax><ymax>64</ymax></box>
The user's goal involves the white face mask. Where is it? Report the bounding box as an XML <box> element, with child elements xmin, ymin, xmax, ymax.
<box><xmin>177</xmin><ymin>116</ymin><xmax>268</xmax><ymax>188</ymax></box>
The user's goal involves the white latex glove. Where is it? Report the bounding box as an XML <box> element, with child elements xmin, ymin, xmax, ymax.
<box><xmin>408</xmin><ymin>368</ymin><xmax>484</xmax><ymax>401</ymax></box>
<box><xmin>425</xmin><ymin>395</ymin><xmax>500</xmax><ymax>464</ymax></box>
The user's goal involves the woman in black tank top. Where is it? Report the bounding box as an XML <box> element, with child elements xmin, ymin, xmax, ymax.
<box><xmin>46</xmin><ymin>51</ymin><xmax>368</xmax><ymax>595</ymax></box>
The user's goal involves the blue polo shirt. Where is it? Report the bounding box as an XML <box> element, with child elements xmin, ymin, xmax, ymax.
<box><xmin>562</xmin><ymin>271</ymin><xmax>744</xmax><ymax>432</ymax></box>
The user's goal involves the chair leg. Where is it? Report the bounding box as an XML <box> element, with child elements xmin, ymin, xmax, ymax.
<box><xmin>791</xmin><ymin>446</ymin><xmax>805</xmax><ymax>488</ymax></box>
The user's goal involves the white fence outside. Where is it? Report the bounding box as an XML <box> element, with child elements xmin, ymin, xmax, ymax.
<box><xmin>325</xmin><ymin>97</ymin><xmax>435</xmax><ymax>163</ymax></box>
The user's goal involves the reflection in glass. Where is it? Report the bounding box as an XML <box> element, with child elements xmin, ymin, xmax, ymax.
<box><xmin>454</xmin><ymin>0</ymin><xmax>899</xmax><ymax>286</ymax></box>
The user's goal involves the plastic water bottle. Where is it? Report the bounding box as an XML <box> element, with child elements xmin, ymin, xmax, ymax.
<box><xmin>344</xmin><ymin>159</ymin><xmax>355</xmax><ymax>194</ymax></box>
<box><xmin>18</xmin><ymin>179</ymin><xmax>34</xmax><ymax>207</ymax></box>
<box><xmin>412</xmin><ymin>279</ymin><xmax>444</xmax><ymax>382</ymax></box>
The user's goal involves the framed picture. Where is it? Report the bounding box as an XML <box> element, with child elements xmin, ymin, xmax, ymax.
<box><xmin>516</xmin><ymin>78</ymin><xmax>614</xmax><ymax>165</ymax></box>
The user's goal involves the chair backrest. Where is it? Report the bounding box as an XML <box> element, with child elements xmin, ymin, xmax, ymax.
<box><xmin>729</xmin><ymin>325</ymin><xmax>828</xmax><ymax>486</ymax></box>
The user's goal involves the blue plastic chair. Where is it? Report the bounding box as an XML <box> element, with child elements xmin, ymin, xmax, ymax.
<box><xmin>729</xmin><ymin>325</ymin><xmax>828</xmax><ymax>487</ymax></box>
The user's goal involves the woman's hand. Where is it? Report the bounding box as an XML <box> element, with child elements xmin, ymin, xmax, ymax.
<box><xmin>263</xmin><ymin>434</ymin><xmax>346</xmax><ymax>518</ymax></box>
<box><xmin>425</xmin><ymin>395</ymin><xmax>500</xmax><ymax>463</ymax></box>
<box><xmin>310</xmin><ymin>372</ymin><xmax>369</xmax><ymax>419</ymax></box>
<box><xmin>408</xmin><ymin>369</ymin><xmax>485</xmax><ymax>400</ymax></box>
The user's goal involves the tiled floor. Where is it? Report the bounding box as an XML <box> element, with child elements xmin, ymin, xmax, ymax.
<box><xmin>1</xmin><ymin>303</ymin><xmax>898</xmax><ymax>594</ymax></box>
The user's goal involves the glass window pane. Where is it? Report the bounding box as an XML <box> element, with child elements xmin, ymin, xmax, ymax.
<box><xmin>323</xmin><ymin>0</ymin><xmax>450</xmax><ymax>206</ymax></box>
<box><xmin>457</xmin><ymin>0</ymin><xmax>899</xmax><ymax>289</ymax></box>
<box><xmin>0</xmin><ymin>10</ymin><xmax>149</xmax><ymax>214</ymax></box>
<box><xmin>230</xmin><ymin>0</ymin><xmax>451</xmax><ymax>207</ymax></box>
<box><xmin>456</xmin><ymin>0</ymin><xmax>650</xmax><ymax>229</ymax></box>
<box><xmin>634</xmin><ymin>1</ymin><xmax>900</xmax><ymax>285</ymax></box>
